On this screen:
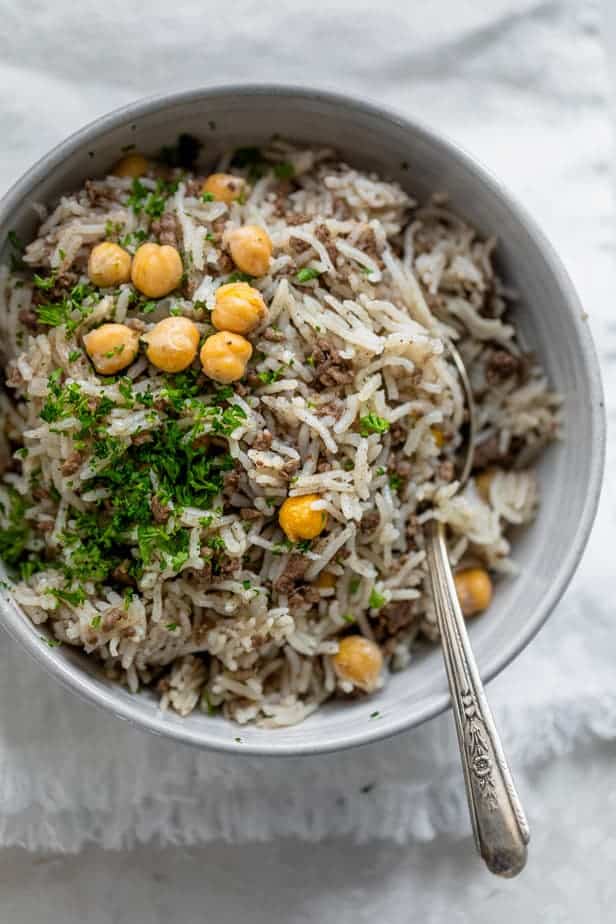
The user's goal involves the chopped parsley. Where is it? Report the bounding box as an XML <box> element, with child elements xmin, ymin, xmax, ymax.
<box><xmin>388</xmin><ymin>473</ymin><xmax>403</xmax><ymax>492</ymax></box>
<box><xmin>68</xmin><ymin>350</ymin><xmax>81</xmax><ymax>362</ymax></box>
<box><xmin>359</xmin><ymin>413</ymin><xmax>390</xmax><ymax>437</ymax></box>
<box><xmin>47</xmin><ymin>587</ymin><xmax>86</xmax><ymax>606</ymax></box>
<box><xmin>296</xmin><ymin>267</ymin><xmax>321</xmax><ymax>284</ymax></box>
<box><xmin>35</xmin><ymin>281</ymin><xmax>97</xmax><ymax>333</ymax></box>
<box><xmin>242</xmin><ymin>580</ymin><xmax>252</xmax><ymax>590</ymax></box>
<box><xmin>90</xmin><ymin>614</ymin><xmax>102</xmax><ymax>629</ymax></box>
<box><xmin>342</xmin><ymin>613</ymin><xmax>355</xmax><ymax>623</ymax></box>
<box><xmin>126</xmin><ymin>177</ymin><xmax>179</xmax><ymax>219</ymax></box>
<box><xmin>226</xmin><ymin>271</ymin><xmax>254</xmax><ymax>284</ymax></box>
<box><xmin>375</xmin><ymin>466</ymin><xmax>386</xmax><ymax>476</ymax></box>
<box><xmin>257</xmin><ymin>366</ymin><xmax>286</xmax><ymax>385</ymax></box>
<box><xmin>166</xmin><ymin>622</ymin><xmax>178</xmax><ymax>632</ymax></box>
<box><xmin>342</xmin><ymin>459</ymin><xmax>354</xmax><ymax>471</ymax></box>
<box><xmin>368</xmin><ymin>587</ymin><xmax>386</xmax><ymax>610</ymax></box>
<box><xmin>0</xmin><ymin>490</ymin><xmax>30</xmax><ymax>568</ymax></box>
<box><xmin>40</xmin><ymin>635</ymin><xmax>62</xmax><ymax>648</ymax></box>
<box><xmin>33</xmin><ymin>272</ymin><xmax>56</xmax><ymax>291</ymax></box>
<box><xmin>201</xmin><ymin>191</ymin><xmax>215</xmax><ymax>202</ymax></box>
<box><xmin>349</xmin><ymin>576</ymin><xmax>360</xmax><ymax>594</ymax></box>
<box><xmin>119</xmin><ymin>229</ymin><xmax>148</xmax><ymax>249</ymax></box>
<box><xmin>370</xmin><ymin>711</ymin><xmax>380</xmax><ymax>719</ymax></box>
<box><xmin>273</xmin><ymin>161</ymin><xmax>294</xmax><ymax>180</ymax></box>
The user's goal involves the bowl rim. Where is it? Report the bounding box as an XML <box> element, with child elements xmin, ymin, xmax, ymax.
<box><xmin>0</xmin><ymin>83</ymin><xmax>606</xmax><ymax>756</ymax></box>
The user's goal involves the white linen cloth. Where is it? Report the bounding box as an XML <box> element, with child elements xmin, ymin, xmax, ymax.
<box><xmin>0</xmin><ymin>0</ymin><xmax>613</xmax><ymax>851</ymax></box>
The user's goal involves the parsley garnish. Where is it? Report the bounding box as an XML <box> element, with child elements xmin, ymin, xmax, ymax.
<box><xmin>273</xmin><ymin>162</ymin><xmax>294</xmax><ymax>179</ymax></box>
<box><xmin>296</xmin><ymin>267</ymin><xmax>321</xmax><ymax>284</ymax></box>
<box><xmin>47</xmin><ymin>587</ymin><xmax>86</xmax><ymax>606</ymax></box>
<box><xmin>226</xmin><ymin>271</ymin><xmax>253</xmax><ymax>284</ymax></box>
<box><xmin>35</xmin><ymin>281</ymin><xmax>96</xmax><ymax>333</ymax></box>
<box><xmin>368</xmin><ymin>588</ymin><xmax>386</xmax><ymax>610</ymax></box>
<box><xmin>68</xmin><ymin>350</ymin><xmax>81</xmax><ymax>362</ymax></box>
<box><xmin>201</xmin><ymin>191</ymin><xmax>215</xmax><ymax>202</ymax></box>
<box><xmin>90</xmin><ymin>614</ymin><xmax>102</xmax><ymax>629</ymax></box>
<box><xmin>349</xmin><ymin>576</ymin><xmax>360</xmax><ymax>594</ymax></box>
<box><xmin>359</xmin><ymin>414</ymin><xmax>390</xmax><ymax>437</ymax></box>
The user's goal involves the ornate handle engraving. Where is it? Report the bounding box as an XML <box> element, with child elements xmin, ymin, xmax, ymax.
<box><xmin>426</xmin><ymin>519</ymin><xmax>529</xmax><ymax>877</ymax></box>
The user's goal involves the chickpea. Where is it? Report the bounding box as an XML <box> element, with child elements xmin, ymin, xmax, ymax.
<box><xmin>202</xmin><ymin>173</ymin><xmax>245</xmax><ymax>205</ymax></box>
<box><xmin>142</xmin><ymin>316</ymin><xmax>200</xmax><ymax>373</ymax></box>
<box><xmin>112</xmin><ymin>153</ymin><xmax>149</xmax><ymax>178</ymax></box>
<box><xmin>315</xmin><ymin>571</ymin><xmax>336</xmax><ymax>590</ymax></box>
<box><xmin>83</xmin><ymin>323</ymin><xmax>140</xmax><ymax>375</ymax></box>
<box><xmin>228</xmin><ymin>225</ymin><xmax>272</xmax><ymax>277</ymax></box>
<box><xmin>278</xmin><ymin>494</ymin><xmax>327</xmax><ymax>542</ymax></box>
<box><xmin>475</xmin><ymin>468</ymin><xmax>497</xmax><ymax>503</ymax></box>
<box><xmin>131</xmin><ymin>243</ymin><xmax>183</xmax><ymax>298</ymax></box>
<box><xmin>200</xmin><ymin>331</ymin><xmax>253</xmax><ymax>384</ymax></box>
<box><xmin>333</xmin><ymin>636</ymin><xmax>383</xmax><ymax>693</ymax></box>
<box><xmin>454</xmin><ymin>568</ymin><xmax>493</xmax><ymax>618</ymax></box>
<box><xmin>212</xmin><ymin>282</ymin><xmax>268</xmax><ymax>335</ymax></box>
<box><xmin>88</xmin><ymin>242</ymin><xmax>132</xmax><ymax>288</ymax></box>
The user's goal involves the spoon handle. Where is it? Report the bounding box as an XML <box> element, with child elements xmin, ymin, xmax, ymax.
<box><xmin>426</xmin><ymin>519</ymin><xmax>530</xmax><ymax>877</ymax></box>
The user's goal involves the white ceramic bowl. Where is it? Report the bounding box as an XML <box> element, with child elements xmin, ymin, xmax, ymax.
<box><xmin>0</xmin><ymin>86</ymin><xmax>604</xmax><ymax>755</ymax></box>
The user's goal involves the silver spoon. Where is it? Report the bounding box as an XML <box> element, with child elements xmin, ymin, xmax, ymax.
<box><xmin>424</xmin><ymin>341</ymin><xmax>529</xmax><ymax>877</ymax></box>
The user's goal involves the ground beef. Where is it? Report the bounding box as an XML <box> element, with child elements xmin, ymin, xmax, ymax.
<box><xmin>251</xmin><ymin>430</ymin><xmax>273</xmax><ymax>451</ymax></box>
<box><xmin>31</xmin><ymin>269</ymin><xmax>78</xmax><ymax>305</ymax></box>
<box><xmin>311</xmin><ymin>337</ymin><xmax>354</xmax><ymax>390</ymax></box>
<box><xmin>316</xmin><ymin>459</ymin><xmax>330</xmax><ymax>474</ymax></box>
<box><xmin>60</xmin><ymin>452</ymin><xmax>83</xmax><ymax>476</ymax></box>
<box><xmin>360</xmin><ymin>510</ymin><xmax>380</xmax><ymax>533</ymax></box>
<box><xmin>18</xmin><ymin>307</ymin><xmax>39</xmax><ymax>331</ymax></box>
<box><xmin>274</xmin><ymin>554</ymin><xmax>309</xmax><ymax>595</ymax></box>
<box><xmin>315</xmin><ymin>399</ymin><xmax>343</xmax><ymax>419</ymax></box>
<box><xmin>355</xmin><ymin>227</ymin><xmax>383</xmax><ymax>266</ymax></box>
<box><xmin>151</xmin><ymin>212</ymin><xmax>181</xmax><ymax>248</ymax></box>
<box><xmin>314</xmin><ymin>225</ymin><xmax>339</xmax><ymax>263</ymax></box>
<box><xmin>389</xmin><ymin>422</ymin><xmax>406</xmax><ymax>447</ymax></box>
<box><xmin>473</xmin><ymin>434</ymin><xmax>505</xmax><ymax>469</ymax></box>
<box><xmin>405</xmin><ymin>515</ymin><xmax>420</xmax><ymax>541</ymax></box>
<box><xmin>5</xmin><ymin>365</ymin><xmax>25</xmax><ymax>389</ymax></box>
<box><xmin>184</xmin><ymin>178</ymin><xmax>203</xmax><ymax>197</ymax></box>
<box><xmin>290</xmin><ymin>237</ymin><xmax>311</xmax><ymax>255</ymax></box>
<box><xmin>218</xmin><ymin>557</ymin><xmax>240</xmax><ymax>577</ymax></box>
<box><xmin>111</xmin><ymin>561</ymin><xmax>136</xmax><ymax>586</ymax></box>
<box><xmin>217</xmin><ymin>251</ymin><xmax>234</xmax><ymax>274</ymax></box>
<box><xmin>223</xmin><ymin>465</ymin><xmax>242</xmax><ymax>493</ymax></box>
<box><xmin>282</xmin><ymin>458</ymin><xmax>301</xmax><ymax>478</ymax></box>
<box><xmin>151</xmin><ymin>495</ymin><xmax>170</xmax><ymax>523</ymax></box>
<box><xmin>262</xmin><ymin>328</ymin><xmax>285</xmax><ymax>342</ymax></box>
<box><xmin>288</xmin><ymin>585</ymin><xmax>322</xmax><ymax>609</ymax></box>
<box><xmin>389</xmin><ymin>458</ymin><xmax>412</xmax><ymax>478</ymax></box>
<box><xmin>84</xmin><ymin>180</ymin><xmax>115</xmax><ymax>208</ymax></box>
<box><xmin>285</xmin><ymin>212</ymin><xmax>311</xmax><ymax>226</ymax></box>
<box><xmin>125</xmin><ymin>317</ymin><xmax>147</xmax><ymax>332</ymax></box>
<box><xmin>239</xmin><ymin>508</ymin><xmax>262</xmax><ymax>521</ymax></box>
<box><xmin>437</xmin><ymin>460</ymin><xmax>455</xmax><ymax>482</ymax></box>
<box><xmin>373</xmin><ymin>601</ymin><xmax>415</xmax><ymax>641</ymax></box>
<box><xmin>485</xmin><ymin>349</ymin><xmax>521</xmax><ymax>385</ymax></box>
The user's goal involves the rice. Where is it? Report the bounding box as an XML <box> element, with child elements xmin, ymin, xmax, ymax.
<box><xmin>0</xmin><ymin>139</ymin><xmax>561</xmax><ymax>727</ymax></box>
